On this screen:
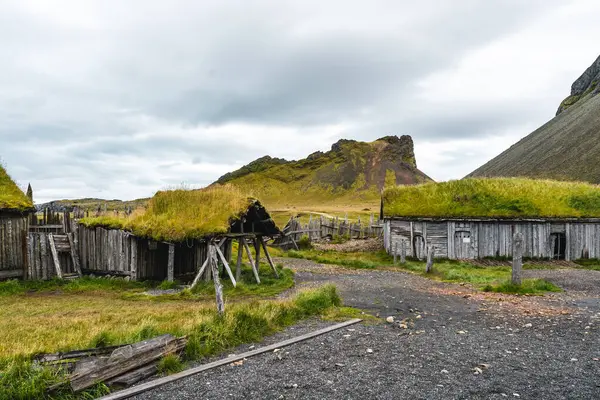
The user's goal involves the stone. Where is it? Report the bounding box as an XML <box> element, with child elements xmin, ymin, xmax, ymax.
<box><xmin>523</xmin><ymin>323</ymin><xmax>532</xmax><ymax>328</ymax></box>
<box><xmin>366</xmin><ymin>348</ymin><xmax>373</xmax><ymax>353</ymax></box>
<box><xmin>386</xmin><ymin>316</ymin><xmax>395</xmax><ymax>323</ymax></box>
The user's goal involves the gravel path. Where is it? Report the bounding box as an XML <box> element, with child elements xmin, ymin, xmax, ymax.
<box><xmin>133</xmin><ymin>260</ymin><xmax>600</xmax><ymax>400</ymax></box>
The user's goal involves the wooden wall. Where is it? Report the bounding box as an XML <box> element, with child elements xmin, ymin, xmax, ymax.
<box><xmin>77</xmin><ymin>226</ymin><xmax>231</xmax><ymax>282</ymax></box>
<box><xmin>0</xmin><ymin>214</ymin><xmax>29</xmax><ymax>279</ymax></box>
<box><xmin>26</xmin><ymin>233</ymin><xmax>75</xmax><ymax>280</ymax></box>
<box><xmin>385</xmin><ymin>218</ymin><xmax>600</xmax><ymax>261</ymax></box>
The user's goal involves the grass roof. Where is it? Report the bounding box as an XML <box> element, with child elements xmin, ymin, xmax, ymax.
<box><xmin>0</xmin><ymin>165</ymin><xmax>33</xmax><ymax>212</ymax></box>
<box><xmin>383</xmin><ymin>178</ymin><xmax>600</xmax><ymax>219</ymax></box>
<box><xmin>80</xmin><ymin>184</ymin><xmax>257</xmax><ymax>241</ymax></box>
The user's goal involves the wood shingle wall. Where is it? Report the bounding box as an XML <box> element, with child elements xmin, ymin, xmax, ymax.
<box><xmin>0</xmin><ymin>215</ymin><xmax>29</xmax><ymax>279</ymax></box>
<box><xmin>385</xmin><ymin>218</ymin><xmax>600</xmax><ymax>261</ymax></box>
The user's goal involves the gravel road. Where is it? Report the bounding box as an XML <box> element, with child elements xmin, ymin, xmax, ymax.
<box><xmin>133</xmin><ymin>260</ymin><xmax>600</xmax><ymax>400</ymax></box>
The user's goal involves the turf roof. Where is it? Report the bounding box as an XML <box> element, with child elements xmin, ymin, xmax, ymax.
<box><xmin>80</xmin><ymin>184</ymin><xmax>266</xmax><ymax>241</ymax></box>
<box><xmin>0</xmin><ymin>165</ymin><xmax>33</xmax><ymax>212</ymax></box>
<box><xmin>383</xmin><ymin>178</ymin><xmax>600</xmax><ymax>219</ymax></box>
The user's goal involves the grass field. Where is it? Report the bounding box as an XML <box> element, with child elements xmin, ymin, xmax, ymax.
<box><xmin>284</xmin><ymin>248</ymin><xmax>562</xmax><ymax>294</ymax></box>
<box><xmin>0</xmin><ymin>267</ymin><xmax>346</xmax><ymax>399</ymax></box>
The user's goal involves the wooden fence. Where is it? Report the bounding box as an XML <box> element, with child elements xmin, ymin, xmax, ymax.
<box><xmin>276</xmin><ymin>214</ymin><xmax>383</xmax><ymax>249</ymax></box>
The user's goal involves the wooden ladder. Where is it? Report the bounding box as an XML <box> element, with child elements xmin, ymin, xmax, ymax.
<box><xmin>48</xmin><ymin>233</ymin><xmax>82</xmax><ymax>279</ymax></box>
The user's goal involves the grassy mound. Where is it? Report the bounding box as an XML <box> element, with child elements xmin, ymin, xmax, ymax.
<box><xmin>383</xmin><ymin>178</ymin><xmax>600</xmax><ymax>219</ymax></box>
<box><xmin>0</xmin><ymin>164</ymin><xmax>33</xmax><ymax>211</ymax></box>
<box><xmin>80</xmin><ymin>184</ymin><xmax>256</xmax><ymax>241</ymax></box>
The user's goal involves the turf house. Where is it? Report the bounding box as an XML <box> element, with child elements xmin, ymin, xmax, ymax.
<box><xmin>382</xmin><ymin>178</ymin><xmax>600</xmax><ymax>261</ymax></box>
<box><xmin>77</xmin><ymin>185</ymin><xmax>281</xmax><ymax>283</ymax></box>
<box><xmin>0</xmin><ymin>165</ymin><xmax>34</xmax><ymax>279</ymax></box>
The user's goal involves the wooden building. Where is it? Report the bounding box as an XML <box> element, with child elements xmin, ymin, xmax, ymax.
<box><xmin>382</xmin><ymin>178</ymin><xmax>600</xmax><ymax>261</ymax></box>
<box><xmin>77</xmin><ymin>187</ymin><xmax>281</xmax><ymax>282</ymax></box>
<box><xmin>0</xmin><ymin>165</ymin><xmax>34</xmax><ymax>280</ymax></box>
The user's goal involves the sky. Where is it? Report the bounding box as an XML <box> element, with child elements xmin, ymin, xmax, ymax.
<box><xmin>1</xmin><ymin>0</ymin><xmax>599</xmax><ymax>203</ymax></box>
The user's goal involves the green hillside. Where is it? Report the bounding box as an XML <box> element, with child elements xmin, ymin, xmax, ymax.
<box><xmin>215</xmin><ymin>135</ymin><xmax>432</xmax><ymax>216</ymax></box>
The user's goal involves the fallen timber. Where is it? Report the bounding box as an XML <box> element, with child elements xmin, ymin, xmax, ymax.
<box><xmin>45</xmin><ymin>334</ymin><xmax>187</xmax><ymax>393</ymax></box>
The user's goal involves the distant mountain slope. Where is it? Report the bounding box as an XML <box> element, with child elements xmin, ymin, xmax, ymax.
<box><xmin>215</xmin><ymin>135</ymin><xmax>432</xmax><ymax>209</ymax></box>
<box><xmin>469</xmin><ymin>55</ymin><xmax>600</xmax><ymax>183</ymax></box>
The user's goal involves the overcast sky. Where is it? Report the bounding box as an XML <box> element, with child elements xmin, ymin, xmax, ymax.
<box><xmin>1</xmin><ymin>0</ymin><xmax>599</xmax><ymax>203</ymax></box>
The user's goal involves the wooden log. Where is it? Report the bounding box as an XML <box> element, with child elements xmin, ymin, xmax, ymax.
<box><xmin>260</xmin><ymin>237</ymin><xmax>279</xmax><ymax>278</ymax></box>
<box><xmin>253</xmin><ymin>238</ymin><xmax>261</xmax><ymax>269</ymax></box>
<box><xmin>426</xmin><ymin>242</ymin><xmax>434</xmax><ymax>273</ymax></box>
<box><xmin>190</xmin><ymin>255</ymin><xmax>210</xmax><ymax>290</ymax></box>
<box><xmin>214</xmin><ymin>243</ymin><xmax>236</xmax><ymax>287</ymax></box>
<box><xmin>130</xmin><ymin>237</ymin><xmax>137</xmax><ymax>281</ymax></box>
<box><xmin>48</xmin><ymin>234</ymin><xmax>63</xmax><ymax>279</ymax></box>
<box><xmin>35</xmin><ymin>344</ymin><xmax>128</xmax><ymax>364</ymax></box>
<box><xmin>167</xmin><ymin>244</ymin><xmax>174</xmax><ymax>282</ymax></box>
<box><xmin>512</xmin><ymin>232</ymin><xmax>524</xmax><ymax>285</ymax></box>
<box><xmin>210</xmin><ymin>248</ymin><xmax>225</xmax><ymax>315</ymax></box>
<box><xmin>106</xmin><ymin>363</ymin><xmax>158</xmax><ymax>389</ymax></box>
<box><xmin>242</xmin><ymin>239</ymin><xmax>260</xmax><ymax>284</ymax></box>
<box><xmin>236</xmin><ymin>238</ymin><xmax>243</xmax><ymax>281</ymax></box>
<box><xmin>67</xmin><ymin>233</ymin><xmax>83</xmax><ymax>277</ymax></box>
<box><xmin>68</xmin><ymin>334</ymin><xmax>186</xmax><ymax>392</ymax></box>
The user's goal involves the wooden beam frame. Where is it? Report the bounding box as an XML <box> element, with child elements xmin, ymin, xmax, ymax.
<box><xmin>214</xmin><ymin>243</ymin><xmax>236</xmax><ymax>287</ymax></box>
<box><xmin>242</xmin><ymin>239</ymin><xmax>260</xmax><ymax>284</ymax></box>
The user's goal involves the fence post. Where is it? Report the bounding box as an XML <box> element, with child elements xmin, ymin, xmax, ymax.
<box><xmin>394</xmin><ymin>242</ymin><xmax>398</xmax><ymax>264</ymax></box>
<box><xmin>400</xmin><ymin>239</ymin><xmax>406</xmax><ymax>264</ymax></box>
<box><xmin>426</xmin><ymin>241</ymin><xmax>434</xmax><ymax>273</ymax></box>
<box><xmin>512</xmin><ymin>232</ymin><xmax>523</xmax><ymax>285</ymax></box>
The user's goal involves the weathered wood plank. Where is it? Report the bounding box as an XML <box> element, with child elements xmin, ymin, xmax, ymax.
<box><xmin>167</xmin><ymin>244</ymin><xmax>175</xmax><ymax>282</ymax></box>
<box><xmin>48</xmin><ymin>234</ymin><xmax>63</xmax><ymax>279</ymax></box>
<box><xmin>67</xmin><ymin>233</ymin><xmax>83</xmax><ymax>277</ymax></box>
<box><xmin>259</xmin><ymin>237</ymin><xmax>279</xmax><ymax>278</ymax></box>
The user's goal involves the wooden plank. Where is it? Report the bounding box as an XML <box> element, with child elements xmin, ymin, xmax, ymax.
<box><xmin>214</xmin><ymin>243</ymin><xmax>236</xmax><ymax>287</ymax></box>
<box><xmin>0</xmin><ymin>269</ymin><xmax>23</xmax><ymax>279</ymax></box>
<box><xmin>260</xmin><ymin>236</ymin><xmax>279</xmax><ymax>278</ymax></box>
<box><xmin>242</xmin><ymin>239</ymin><xmax>260</xmax><ymax>284</ymax></box>
<box><xmin>236</xmin><ymin>238</ymin><xmax>243</xmax><ymax>281</ymax></box>
<box><xmin>190</xmin><ymin>255</ymin><xmax>210</xmax><ymax>290</ymax></box>
<box><xmin>130</xmin><ymin>237</ymin><xmax>137</xmax><ymax>281</ymax></box>
<box><xmin>512</xmin><ymin>232</ymin><xmax>523</xmax><ymax>285</ymax></box>
<box><xmin>167</xmin><ymin>244</ymin><xmax>175</xmax><ymax>282</ymax></box>
<box><xmin>48</xmin><ymin>234</ymin><xmax>63</xmax><ymax>279</ymax></box>
<box><xmin>67</xmin><ymin>233</ymin><xmax>83</xmax><ymax>277</ymax></box>
<box><xmin>97</xmin><ymin>318</ymin><xmax>363</xmax><ymax>400</ymax></box>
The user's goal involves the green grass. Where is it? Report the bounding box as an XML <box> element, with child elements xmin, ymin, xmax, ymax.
<box><xmin>0</xmin><ymin>283</ymin><xmax>344</xmax><ymax>399</ymax></box>
<box><xmin>383</xmin><ymin>178</ymin><xmax>600</xmax><ymax>218</ymax></box>
<box><xmin>0</xmin><ymin>164</ymin><xmax>34</xmax><ymax>211</ymax></box>
<box><xmin>157</xmin><ymin>354</ymin><xmax>184</xmax><ymax>375</ymax></box>
<box><xmin>80</xmin><ymin>184</ymin><xmax>264</xmax><ymax>242</ymax></box>
<box><xmin>0</xmin><ymin>276</ymin><xmax>152</xmax><ymax>296</ymax></box>
<box><xmin>286</xmin><ymin>249</ymin><xmax>563</xmax><ymax>293</ymax></box>
<box><xmin>483</xmin><ymin>279</ymin><xmax>562</xmax><ymax>294</ymax></box>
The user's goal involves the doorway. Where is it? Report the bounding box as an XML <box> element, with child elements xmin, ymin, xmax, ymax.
<box><xmin>550</xmin><ymin>233</ymin><xmax>566</xmax><ymax>260</ymax></box>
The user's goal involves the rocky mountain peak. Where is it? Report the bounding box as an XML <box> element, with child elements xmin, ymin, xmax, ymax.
<box><xmin>557</xmin><ymin>54</ymin><xmax>600</xmax><ymax>115</ymax></box>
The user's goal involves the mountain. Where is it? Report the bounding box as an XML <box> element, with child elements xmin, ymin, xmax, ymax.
<box><xmin>214</xmin><ymin>135</ymin><xmax>432</xmax><ymax>211</ymax></box>
<box><xmin>469</xmin><ymin>54</ymin><xmax>600</xmax><ymax>183</ymax></box>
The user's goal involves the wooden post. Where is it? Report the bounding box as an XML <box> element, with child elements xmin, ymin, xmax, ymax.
<box><xmin>426</xmin><ymin>241</ymin><xmax>434</xmax><ymax>273</ymax></box>
<box><xmin>67</xmin><ymin>233</ymin><xmax>83</xmax><ymax>277</ymax></box>
<box><xmin>400</xmin><ymin>239</ymin><xmax>406</xmax><ymax>264</ymax></box>
<box><xmin>254</xmin><ymin>238</ymin><xmax>261</xmax><ymax>271</ymax></box>
<box><xmin>167</xmin><ymin>244</ymin><xmax>175</xmax><ymax>282</ymax></box>
<box><xmin>210</xmin><ymin>246</ymin><xmax>225</xmax><ymax>315</ymax></box>
<box><xmin>214</xmin><ymin>243</ymin><xmax>236</xmax><ymax>287</ymax></box>
<box><xmin>242</xmin><ymin>239</ymin><xmax>260</xmax><ymax>284</ymax></box>
<box><xmin>260</xmin><ymin>236</ymin><xmax>279</xmax><ymax>278</ymax></box>
<box><xmin>236</xmin><ymin>238</ymin><xmax>244</xmax><ymax>281</ymax></box>
<box><xmin>190</xmin><ymin>248</ymin><xmax>211</xmax><ymax>290</ymax></box>
<box><xmin>512</xmin><ymin>232</ymin><xmax>523</xmax><ymax>285</ymax></box>
<box><xmin>130</xmin><ymin>237</ymin><xmax>137</xmax><ymax>281</ymax></box>
<box><xmin>48</xmin><ymin>234</ymin><xmax>63</xmax><ymax>279</ymax></box>
<box><xmin>393</xmin><ymin>242</ymin><xmax>398</xmax><ymax>264</ymax></box>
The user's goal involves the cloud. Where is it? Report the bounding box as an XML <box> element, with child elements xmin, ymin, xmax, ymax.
<box><xmin>0</xmin><ymin>0</ymin><xmax>599</xmax><ymax>202</ymax></box>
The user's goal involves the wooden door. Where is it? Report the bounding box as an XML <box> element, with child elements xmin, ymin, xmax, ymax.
<box><xmin>454</xmin><ymin>231</ymin><xmax>473</xmax><ymax>259</ymax></box>
<box><xmin>413</xmin><ymin>235</ymin><xmax>425</xmax><ymax>260</ymax></box>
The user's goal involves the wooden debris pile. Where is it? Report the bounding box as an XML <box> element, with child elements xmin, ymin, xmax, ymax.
<box><xmin>38</xmin><ymin>334</ymin><xmax>187</xmax><ymax>393</ymax></box>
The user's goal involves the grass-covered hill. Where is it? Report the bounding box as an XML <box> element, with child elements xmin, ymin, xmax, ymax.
<box><xmin>215</xmin><ymin>135</ymin><xmax>432</xmax><ymax>214</ymax></box>
<box><xmin>469</xmin><ymin>54</ymin><xmax>600</xmax><ymax>183</ymax></box>
<box><xmin>0</xmin><ymin>164</ymin><xmax>33</xmax><ymax>212</ymax></box>
<box><xmin>383</xmin><ymin>178</ymin><xmax>600</xmax><ymax>219</ymax></box>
